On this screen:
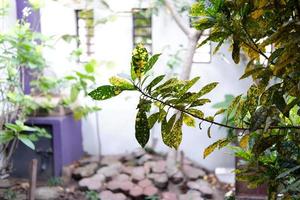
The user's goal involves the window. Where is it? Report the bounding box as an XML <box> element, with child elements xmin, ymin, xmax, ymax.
<box><xmin>193</xmin><ymin>29</ymin><xmax>212</xmax><ymax>63</ymax></box>
<box><xmin>132</xmin><ymin>8</ymin><xmax>152</xmax><ymax>54</ymax></box>
<box><xmin>75</xmin><ymin>9</ymin><xmax>95</xmax><ymax>63</ymax></box>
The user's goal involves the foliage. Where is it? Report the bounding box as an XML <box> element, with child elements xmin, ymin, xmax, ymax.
<box><xmin>90</xmin><ymin>0</ymin><xmax>300</xmax><ymax>197</ymax></box>
<box><xmin>3</xmin><ymin>189</ymin><xmax>17</xmax><ymax>200</ymax></box>
<box><xmin>90</xmin><ymin>44</ymin><xmax>221</xmax><ymax>150</ymax></box>
<box><xmin>0</xmin><ymin>5</ymin><xmax>100</xmax><ymax>174</ymax></box>
<box><xmin>85</xmin><ymin>190</ymin><xmax>99</xmax><ymax>200</ymax></box>
<box><xmin>47</xmin><ymin>177</ymin><xmax>64</xmax><ymax>187</ymax></box>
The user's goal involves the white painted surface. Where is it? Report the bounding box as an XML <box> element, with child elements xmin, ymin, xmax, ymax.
<box><xmin>38</xmin><ymin>0</ymin><xmax>251</xmax><ymax>170</ymax></box>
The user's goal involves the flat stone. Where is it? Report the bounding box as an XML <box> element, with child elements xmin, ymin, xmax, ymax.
<box><xmin>73</xmin><ymin>163</ymin><xmax>98</xmax><ymax>178</ymax></box>
<box><xmin>179</xmin><ymin>190</ymin><xmax>203</xmax><ymax>200</ymax></box>
<box><xmin>122</xmin><ymin>166</ymin><xmax>133</xmax><ymax>175</ymax></box>
<box><xmin>79</xmin><ymin>156</ymin><xmax>100</xmax><ymax>165</ymax></box>
<box><xmin>138</xmin><ymin>179</ymin><xmax>152</xmax><ymax>188</ymax></box>
<box><xmin>97</xmin><ymin>166</ymin><xmax>120</xmax><ymax>178</ymax></box>
<box><xmin>99</xmin><ymin>190</ymin><xmax>126</xmax><ymax>200</ymax></box>
<box><xmin>79</xmin><ymin>177</ymin><xmax>103</xmax><ymax>190</ymax></box>
<box><xmin>0</xmin><ymin>179</ymin><xmax>11</xmax><ymax>188</ymax></box>
<box><xmin>143</xmin><ymin>185</ymin><xmax>158</xmax><ymax>196</ymax></box>
<box><xmin>119</xmin><ymin>181</ymin><xmax>135</xmax><ymax>192</ymax></box>
<box><xmin>153</xmin><ymin>173</ymin><xmax>168</xmax><ymax>189</ymax></box>
<box><xmin>187</xmin><ymin>180</ymin><xmax>214</xmax><ymax>199</ymax></box>
<box><xmin>101</xmin><ymin>155</ymin><xmax>122</xmax><ymax>166</ymax></box>
<box><xmin>183</xmin><ymin>165</ymin><xmax>205</xmax><ymax>180</ymax></box>
<box><xmin>152</xmin><ymin>160</ymin><xmax>166</xmax><ymax>173</ymax></box>
<box><xmin>62</xmin><ymin>164</ymin><xmax>76</xmax><ymax>184</ymax></box>
<box><xmin>171</xmin><ymin>171</ymin><xmax>184</xmax><ymax>184</ymax></box>
<box><xmin>132</xmin><ymin>148</ymin><xmax>146</xmax><ymax>158</ymax></box>
<box><xmin>129</xmin><ymin>185</ymin><xmax>143</xmax><ymax>198</ymax></box>
<box><xmin>132</xmin><ymin>167</ymin><xmax>145</xmax><ymax>182</ymax></box>
<box><xmin>114</xmin><ymin>174</ymin><xmax>130</xmax><ymax>181</ymax></box>
<box><xmin>137</xmin><ymin>154</ymin><xmax>153</xmax><ymax>165</ymax></box>
<box><xmin>162</xmin><ymin>192</ymin><xmax>178</xmax><ymax>200</ymax></box>
<box><xmin>35</xmin><ymin>187</ymin><xmax>62</xmax><ymax>200</ymax></box>
<box><xmin>107</xmin><ymin>180</ymin><xmax>121</xmax><ymax>192</ymax></box>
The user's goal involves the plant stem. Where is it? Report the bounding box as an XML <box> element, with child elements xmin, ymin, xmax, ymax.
<box><xmin>135</xmin><ymin>86</ymin><xmax>300</xmax><ymax>131</ymax></box>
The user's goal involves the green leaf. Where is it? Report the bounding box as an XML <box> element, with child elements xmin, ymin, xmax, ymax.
<box><xmin>183</xmin><ymin>113</ymin><xmax>196</xmax><ymax>127</ymax></box>
<box><xmin>187</xmin><ymin>108</ymin><xmax>204</xmax><ymax>119</ymax></box>
<box><xmin>214</xmin><ymin>108</ymin><xmax>226</xmax><ymax>117</ymax></box>
<box><xmin>88</xmin><ymin>85</ymin><xmax>122</xmax><ymax>100</ymax></box>
<box><xmin>207</xmin><ymin>125</ymin><xmax>212</xmax><ymax>138</ymax></box>
<box><xmin>75</xmin><ymin>71</ymin><xmax>95</xmax><ymax>82</ymax></box>
<box><xmin>148</xmin><ymin>112</ymin><xmax>160</xmax><ymax>129</ymax></box>
<box><xmin>191</xmin><ymin>98</ymin><xmax>211</xmax><ymax>107</ymax></box>
<box><xmin>203</xmin><ymin>140</ymin><xmax>219</xmax><ymax>158</ymax></box>
<box><xmin>178</xmin><ymin>77</ymin><xmax>200</xmax><ymax>96</ymax></box>
<box><xmin>239</xmin><ymin>134</ymin><xmax>250</xmax><ymax>149</ymax></box>
<box><xmin>226</xmin><ymin>94</ymin><xmax>242</xmax><ymax>123</ymax></box>
<box><xmin>146</xmin><ymin>75</ymin><xmax>165</xmax><ymax>93</ymax></box>
<box><xmin>70</xmin><ymin>84</ymin><xmax>80</xmax><ymax>102</ymax></box>
<box><xmin>232</xmin><ymin>38</ymin><xmax>240</xmax><ymax>64</ymax></box>
<box><xmin>109</xmin><ymin>76</ymin><xmax>135</xmax><ymax>90</ymax></box>
<box><xmin>145</xmin><ymin>53</ymin><xmax>161</xmax><ymax>73</ymax></box>
<box><xmin>204</xmin><ymin>138</ymin><xmax>230</xmax><ymax>159</ymax></box>
<box><xmin>161</xmin><ymin>114</ymin><xmax>177</xmax><ymax>148</ymax></box>
<box><xmin>18</xmin><ymin>134</ymin><xmax>35</xmax><ymax>150</ymax></box>
<box><xmin>239</xmin><ymin>67</ymin><xmax>264</xmax><ymax>80</ymax></box>
<box><xmin>135</xmin><ymin>109</ymin><xmax>150</xmax><ymax>148</ymax></box>
<box><xmin>0</xmin><ymin>131</ymin><xmax>14</xmax><ymax>144</ymax></box>
<box><xmin>84</xmin><ymin>59</ymin><xmax>97</xmax><ymax>73</ymax></box>
<box><xmin>198</xmin><ymin>82</ymin><xmax>218</xmax><ymax>97</ymax></box>
<box><xmin>170</xmin><ymin>115</ymin><xmax>183</xmax><ymax>149</ymax></box>
<box><xmin>193</xmin><ymin>17</ymin><xmax>216</xmax><ymax>30</ymax></box>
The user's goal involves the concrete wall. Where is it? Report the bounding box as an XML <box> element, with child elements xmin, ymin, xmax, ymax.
<box><xmin>39</xmin><ymin>0</ymin><xmax>251</xmax><ymax>171</ymax></box>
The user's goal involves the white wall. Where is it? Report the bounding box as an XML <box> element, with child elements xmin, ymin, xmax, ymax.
<box><xmin>40</xmin><ymin>0</ymin><xmax>251</xmax><ymax>171</ymax></box>
<box><xmin>0</xmin><ymin>0</ymin><xmax>16</xmax><ymax>31</ymax></box>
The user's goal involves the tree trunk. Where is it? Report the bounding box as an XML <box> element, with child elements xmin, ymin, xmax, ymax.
<box><xmin>180</xmin><ymin>31</ymin><xmax>202</xmax><ymax>80</ymax></box>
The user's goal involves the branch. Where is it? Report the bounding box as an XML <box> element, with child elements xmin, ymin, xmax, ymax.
<box><xmin>135</xmin><ymin>86</ymin><xmax>300</xmax><ymax>131</ymax></box>
<box><xmin>164</xmin><ymin>0</ymin><xmax>191</xmax><ymax>36</ymax></box>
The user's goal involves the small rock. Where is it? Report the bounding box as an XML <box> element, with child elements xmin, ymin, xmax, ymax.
<box><xmin>152</xmin><ymin>160</ymin><xmax>166</xmax><ymax>173</ymax></box>
<box><xmin>187</xmin><ymin>180</ymin><xmax>214</xmax><ymax>199</ymax></box>
<box><xmin>179</xmin><ymin>190</ymin><xmax>203</xmax><ymax>200</ymax></box>
<box><xmin>129</xmin><ymin>185</ymin><xmax>143</xmax><ymax>198</ymax></box>
<box><xmin>153</xmin><ymin>173</ymin><xmax>168</xmax><ymax>189</ymax></box>
<box><xmin>35</xmin><ymin>187</ymin><xmax>62</xmax><ymax>200</ymax></box>
<box><xmin>122</xmin><ymin>166</ymin><xmax>133</xmax><ymax>175</ymax></box>
<box><xmin>171</xmin><ymin>171</ymin><xmax>184</xmax><ymax>184</ymax></box>
<box><xmin>99</xmin><ymin>190</ymin><xmax>126</xmax><ymax>200</ymax></box>
<box><xmin>0</xmin><ymin>179</ymin><xmax>11</xmax><ymax>188</ymax></box>
<box><xmin>101</xmin><ymin>155</ymin><xmax>122</xmax><ymax>166</ymax></box>
<box><xmin>143</xmin><ymin>185</ymin><xmax>158</xmax><ymax>196</ymax></box>
<box><xmin>137</xmin><ymin>154</ymin><xmax>153</xmax><ymax>165</ymax></box>
<box><xmin>97</xmin><ymin>166</ymin><xmax>119</xmax><ymax>179</ymax></box>
<box><xmin>62</xmin><ymin>164</ymin><xmax>76</xmax><ymax>184</ymax></box>
<box><xmin>138</xmin><ymin>179</ymin><xmax>152</xmax><ymax>188</ymax></box>
<box><xmin>79</xmin><ymin>177</ymin><xmax>103</xmax><ymax>190</ymax></box>
<box><xmin>133</xmin><ymin>148</ymin><xmax>146</xmax><ymax>158</ymax></box>
<box><xmin>114</xmin><ymin>174</ymin><xmax>130</xmax><ymax>181</ymax></box>
<box><xmin>73</xmin><ymin>163</ymin><xmax>98</xmax><ymax>178</ymax></box>
<box><xmin>107</xmin><ymin>180</ymin><xmax>121</xmax><ymax>192</ymax></box>
<box><xmin>119</xmin><ymin>181</ymin><xmax>134</xmax><ymax>192</ymax></box>
<box><xmin>79</xmin><ymin>156</ymin><xmax>100</xmax><ymax>165</ymax></box>
<box><xmin>162</xmin><ymin>192</ymin><xmax>178</xmax><ymax>200</ymax></box>
<box><xmin>183</xmin><ymin>165</ymin><xmax>205</xmax><ymax>180</ymax></box>
<box><xmin>132</xmin><ymin>167</ymin><xmax>145</xmax><ymax>182</ymax></box>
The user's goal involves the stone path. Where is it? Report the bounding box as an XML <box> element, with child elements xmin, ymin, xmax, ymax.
<box><xmin>61</xmin><ymin>148</ymin><xmax>228</xmax><ymax>200</ymax></box>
